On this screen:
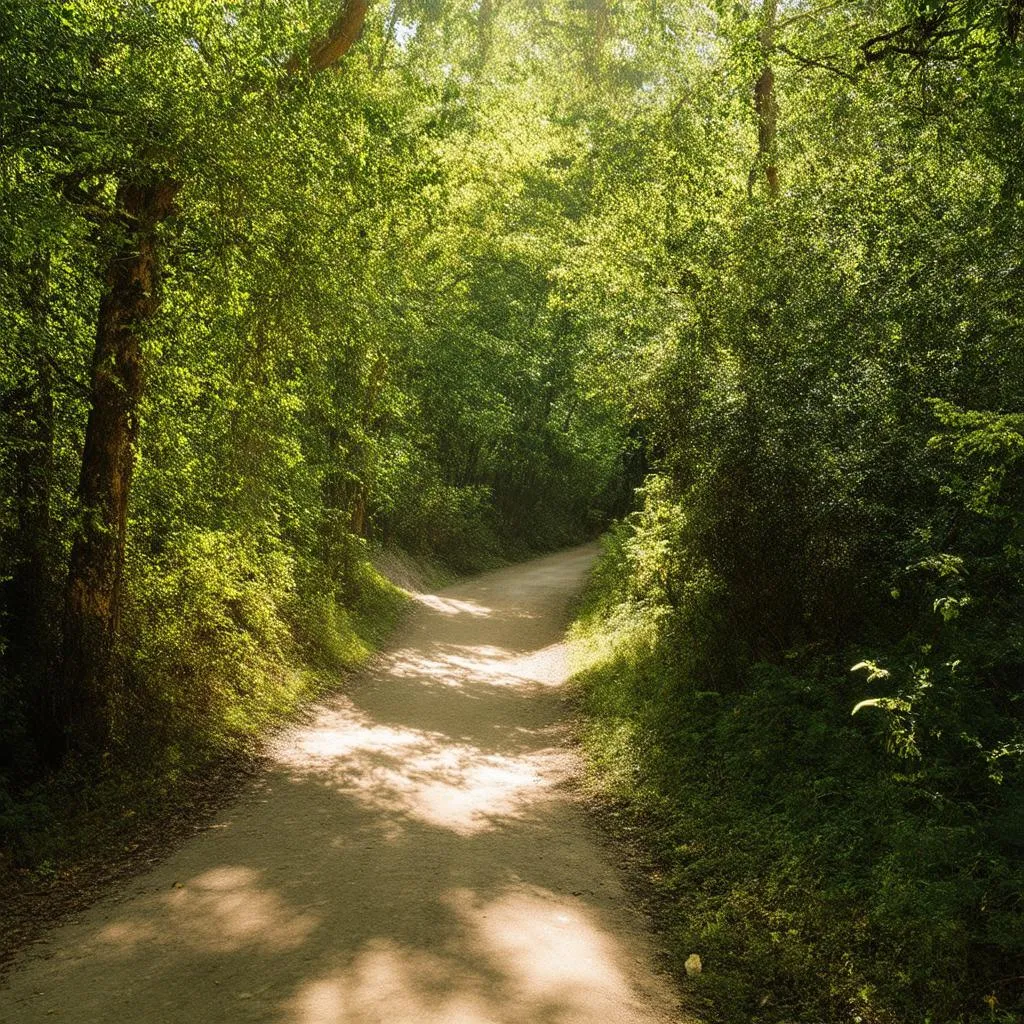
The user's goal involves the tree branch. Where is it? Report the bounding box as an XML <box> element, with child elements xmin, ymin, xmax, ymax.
<box><xmin>288</xmin><ymin>0</ymin><xmax>371</xmax><ymax>74</ymax></box>
<box><xmin>860</xmin><ymin>7</ymin><xmax>957</xmax><ymax>64</ymax></box>
<box><xmin>775</xmin><ymin>43</ymin><xmax>858</xmax><ymax>82</ymax></box>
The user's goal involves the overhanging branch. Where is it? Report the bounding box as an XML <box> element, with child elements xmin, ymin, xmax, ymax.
<box><xmin>288</xmin><ymin>0</ymin><xmax>371</xmax><ymax>74</ymax></box>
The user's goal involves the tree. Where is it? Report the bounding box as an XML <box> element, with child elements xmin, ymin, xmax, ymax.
<box><xmin>59</xmin><ymin>0</ymin><xmax>371</xmax><ymax>759</ymax></box>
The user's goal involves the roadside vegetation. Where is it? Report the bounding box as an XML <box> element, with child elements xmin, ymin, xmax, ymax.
<box><xmin>572</xmin><ymin>515</ymin><xmax>1023</xmax><ymax>1023</ymax></box>
<box><xmin>1</xmin><ymin>0</ymin><xmax>1021</xmax><ymax>1018</ymax></box>
<box><xmin>0</xmin><ymin>0</ymin><xmax>628</xmax><ymax>887</ymax></box>
<box><xmin>562</xmin><ymin>5</ymin><xmax>1024</xmax><ymax>1021</ymax></box>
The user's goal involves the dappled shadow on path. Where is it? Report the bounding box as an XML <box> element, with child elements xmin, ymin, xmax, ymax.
<box><xmin>0</xmin><ymin>545</ymin><xmax>681</xmax><ymax>1024</ymax></box>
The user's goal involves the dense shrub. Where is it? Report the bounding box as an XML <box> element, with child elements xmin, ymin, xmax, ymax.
<box><xmin>572</xmin><ymin>491</ymin><xmax>1024</xmax><ymax>1023</ymax></box>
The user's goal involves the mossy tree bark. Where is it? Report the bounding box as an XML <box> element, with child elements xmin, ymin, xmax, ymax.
<box><xmin>61</xmin><ymin>179</ymin><xmax>179</xmax><ymax>756</ymax></box>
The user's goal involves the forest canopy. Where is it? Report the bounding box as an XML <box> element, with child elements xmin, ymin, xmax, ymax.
<box><xmin>1</xmin><ymin>0</ymin><xmax>1022</xmax><ymax>1021</ymax></box>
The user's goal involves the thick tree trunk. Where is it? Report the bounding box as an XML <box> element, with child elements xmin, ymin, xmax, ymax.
<box><xmin>58</xmin><ymin>0</ymin><xmax>367</xmax><ymax>760</ymax></box>
<box><xmin>289</xmin><ymin>0</ymin><xmax>370</xmax><ymax>73</ymax></box>
<box><xmin>60</xmin><ymin>180</ymin><xmax>179</xmax><ymax>756</ymax></box>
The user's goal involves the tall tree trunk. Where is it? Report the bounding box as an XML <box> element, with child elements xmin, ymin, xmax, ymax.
<box><xmin>289</xmin><ymin>0</ymin><xmax>370</xmax><ymax>73</ymax></box>
<box><xmin>748</xmin><ymin>0</ymin><xmax>779</xmax><ymax>198</ymax></box>
<box><xmin>58</xmin><ymin>0</ymin><xmax>370</xmax><ymax>760</ymax></box>
<box><xmin>60</xmin><ymin>180</ymin><xmax>179</xmax><ymax>756</ymax></box>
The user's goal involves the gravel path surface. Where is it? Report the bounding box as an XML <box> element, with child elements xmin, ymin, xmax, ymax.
<box><xmin>0</xmin><ymin>545</ymin><xmax>684</xmax><ymax>1024</ymax></box>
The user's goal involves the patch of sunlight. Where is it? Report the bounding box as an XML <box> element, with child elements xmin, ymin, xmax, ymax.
<box><xmin>94</xmin><ymin>918</ymin><xmax>159</xmax><ymax>951</ymax></box>
<box><xmin>294</xmin><ymin>719</ymin><xmax>430</xmax><ymax>760</ymax></box>
<box><xmin>415</xmin><ymin>593</ymin><xmax>493</xmax><ymax>617</ymax></box>
<box><xmin>285</xmin><ymin>938</ymin><xmax>492</xmax><ymax>1024</ymax></box>
<box><xmin>287</xmin><ymin>884</ymin><xmax>643</xmax><ymax>1024</ymax></box>
<box><xmin>300</xmin><ymin>725</ymin><xmax>556</xmax><ymax>834</ymax></box>
<box><xmin>450</xmin><ymin>885</ymin><xmax>633</xmax><ymax>1012</ymax></box>
<box><xmin>469</xmin><ymin>641</ymin><xmax>570</xmax><ymax>688</ymax></box>
<box><xmin>278</xmin><ymin>702</ymin><xmax>565</xmax><ymax>835</ymax></box>
<box><xmin>383</xmin><ymin>640</ymin><xmax>570</xmax><ymax>690</ymax></box>
<box><xmin>348</xmin><ymin>745</ymin><xmax>554</xmax><ymax>835</ymax></box>
<box><xmin>381</xmin><ymin>645</ymin><xmax>497</xmax><ymax>687</ymax></box>
<box><xmin>96</xmin><ymin>865</ymin><xmax>317</xmax><ymax>956</ymax></box>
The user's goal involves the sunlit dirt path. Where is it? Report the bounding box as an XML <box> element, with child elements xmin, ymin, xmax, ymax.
<box><xmin>0</xmin><ymin>546</ymin><xmax>684</xmax><ymax>1024</ymax></box>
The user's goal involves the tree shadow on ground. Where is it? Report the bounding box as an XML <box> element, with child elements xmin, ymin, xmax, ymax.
<box><xmin>0</xmin><ymin>546</ymin><xmax>678</xmax><ymax>1024</ymax></box>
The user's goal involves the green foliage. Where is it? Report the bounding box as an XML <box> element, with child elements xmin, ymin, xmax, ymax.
<box><xmin>0</xmin><ymin>0</ymin><xmax>630</xmax><ymax>878</ymax></box>
<box><xmin>561</xmin><ymin>14</ymin><xmax>1024</xmax><ymax>1013</ymax></box>
<box><xmin>572</xmin><ymin>536</ymin><xmax>1024</xmax><ymax>1024</ymax></box>
<box><xmin>1</xmin><ymin>0</ymin><xmax>1022</xmax><ymax>1015</ymax></box>
<box><xmin>120</xmin><ymin>530</ymin><xmax>302</xmax><ymax>759</ymax></box>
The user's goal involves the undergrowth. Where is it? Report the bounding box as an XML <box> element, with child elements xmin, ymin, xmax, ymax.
<box><xmin>0</xmin><ymin>539</ymin><xmax>425</xmax><ymax>882</ymax></box>
<box><xmin>569</xmin><ymin>529</ymin><xmax>1024</xmax><ymax>1024</ymax></box>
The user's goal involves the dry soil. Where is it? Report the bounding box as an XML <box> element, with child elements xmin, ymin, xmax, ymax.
<box><xmin>0</xmin><ymin>545</ymin><xmax>684</xmax><ymax>1024</ymax></box>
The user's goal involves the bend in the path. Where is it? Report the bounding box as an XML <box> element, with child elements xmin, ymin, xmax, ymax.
<box><xmin>0</xmin><ymin>545</ymin><xmax>684</xmax><ymax>1024</ymax></box>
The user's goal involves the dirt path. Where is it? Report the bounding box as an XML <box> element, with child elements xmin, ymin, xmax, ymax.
<box><xmin>0</xmin><ymin>546</ymin><xmax>684</xmax><ymax>1024</ymax></box>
